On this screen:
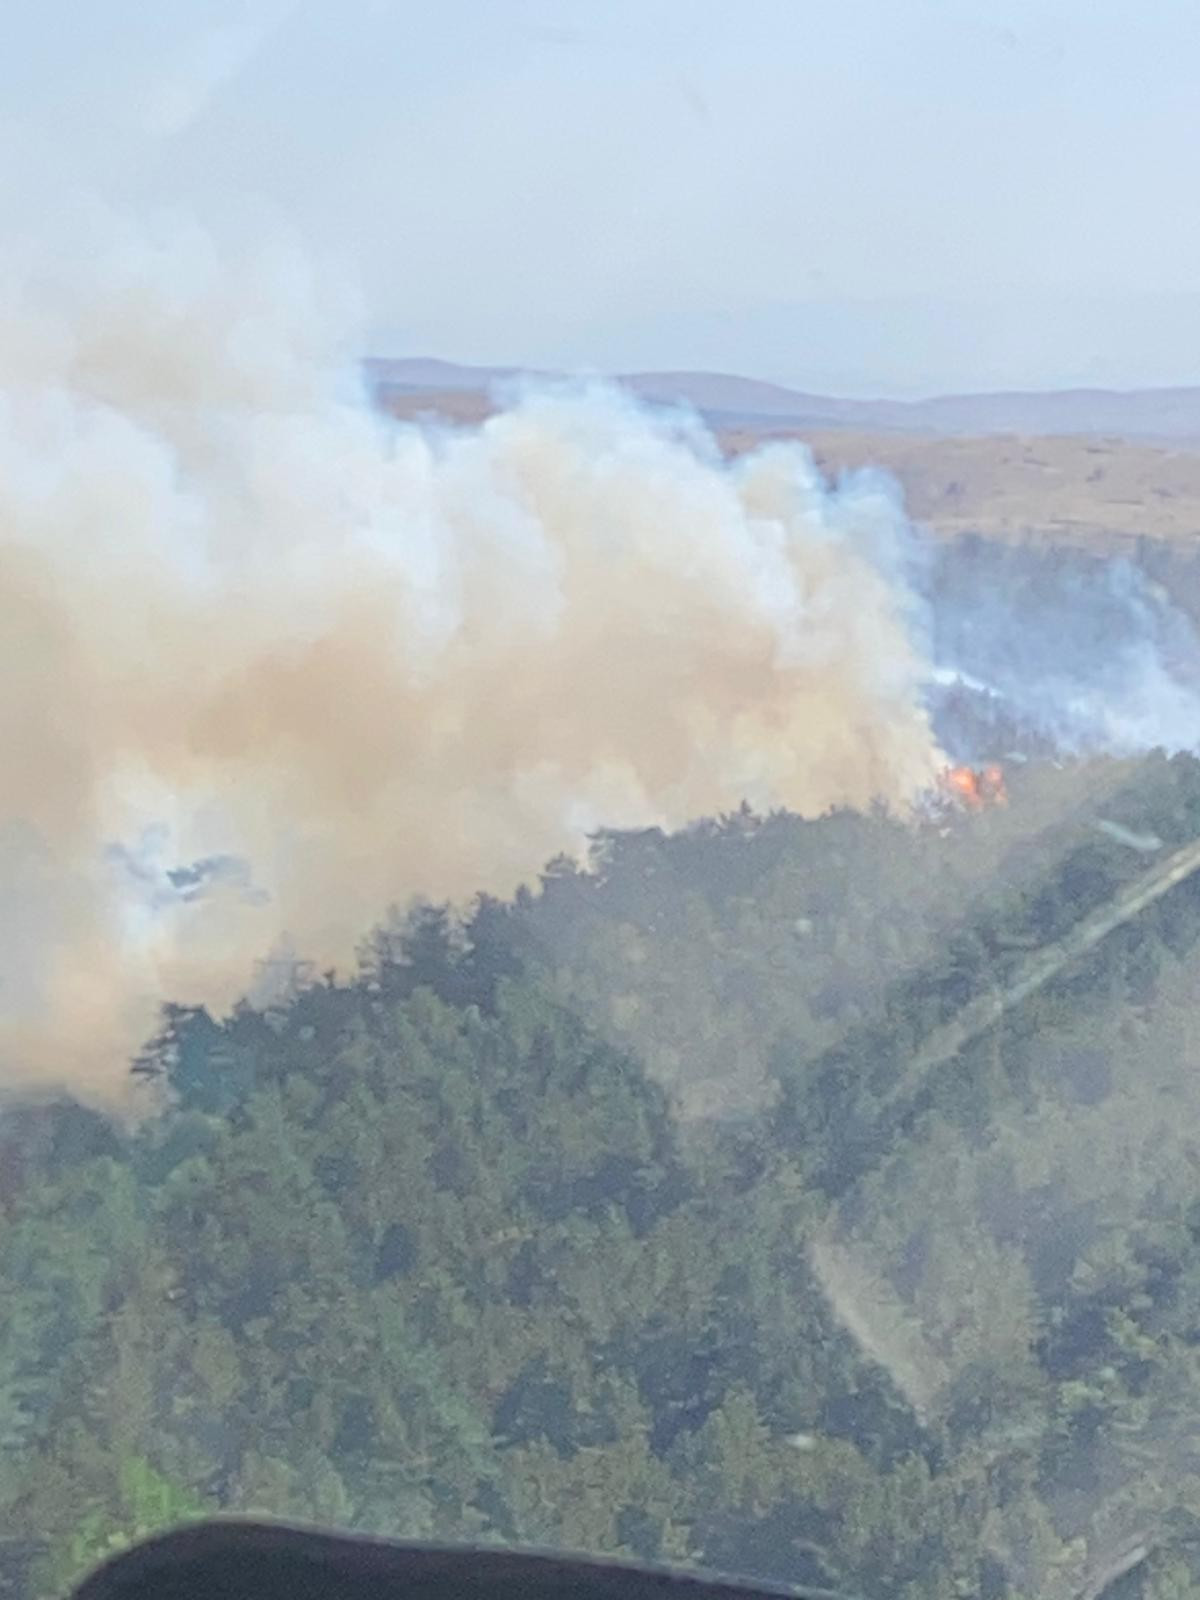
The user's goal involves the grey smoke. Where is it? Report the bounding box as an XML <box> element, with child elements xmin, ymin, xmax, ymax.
<box><xmin>925</xmin><ymin>544</ymin><xmax>1200</xmax><ymax>761</ymax></box>
<box><xmin>166</xmin><ymin>855</ymin><xmax>269</xmax><ymax>905</ymax></box>
<box><xmin>107</xmin><ymin>832</ymin><xmax>268</xmax><ymax>911</ymax></box>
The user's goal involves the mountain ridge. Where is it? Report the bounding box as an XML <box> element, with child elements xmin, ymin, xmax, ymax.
<box><xmin>364</xmin><ymin>356</ymin><xmax>1200</xmax><ymax>441</ymax></box>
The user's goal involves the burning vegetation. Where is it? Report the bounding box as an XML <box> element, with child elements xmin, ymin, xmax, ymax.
<box><xmin>937</xmin><ymin>763</ymin><xmax>1008</xmax><ymax>813</ymax></box>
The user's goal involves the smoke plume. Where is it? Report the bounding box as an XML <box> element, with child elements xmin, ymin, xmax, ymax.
<box><xmin>0</xmin><ymin>208</ymin><xmax>942</xmax><ymax>1098</ymax></box>
<box><xmin>925</xmin><ymin>540</ymin><xmax>1200</xmax><ymax>762</ymax></box>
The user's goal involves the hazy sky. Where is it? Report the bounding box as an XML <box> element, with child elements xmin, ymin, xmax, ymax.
<box><xmin>6</xmin><ymin>0</ymin><xmax>1200</xmax><ymax>395</ymax></box>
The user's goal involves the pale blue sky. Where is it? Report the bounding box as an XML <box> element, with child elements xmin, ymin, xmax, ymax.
<box><xmin>5</xmin><ymin>0</ymin><xmax>1200</xmax><ymax>394</ymax></box>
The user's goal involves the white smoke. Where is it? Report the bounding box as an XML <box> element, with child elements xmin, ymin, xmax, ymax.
<box><xmin>926</xmin><ymin>544</ymin><xmax>1200</xmax><ymax>761</ymax></box>
<box><xmin>0</xmin><ymin>206</ymin><xmax>943</xmax><ymax>1098</ymax></box>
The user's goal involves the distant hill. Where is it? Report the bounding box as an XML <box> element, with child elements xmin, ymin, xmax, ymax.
<box><xmin>364</xmin><ymin>357</ymin><xmax>528</xmax><ymax>391</ymax></box>
<box><xmin>620</xmin><ymin>369</ymin><xmax>864</xmax><ymax>424</ymax></box>
<box><xmin>881</xmin><ymin>386</ymin><xmax>1200</xmax><ymax>441</ymax></box>
<box><xmin>365</xmin><ymin>356</ymin><xmax>1200</xmax><ymax>442</ymax></box>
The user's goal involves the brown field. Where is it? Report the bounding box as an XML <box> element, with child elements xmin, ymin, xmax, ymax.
<box><xmin>745</xmin><ymin>429</ymin><xmax>1200</xmax><ymax>555</ymax></box>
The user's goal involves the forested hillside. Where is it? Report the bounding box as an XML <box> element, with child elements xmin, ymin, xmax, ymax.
<box><xmin>5</xmin><ymin>753</ymin><xmax>1200</xmax><ymax>1600</ymax></box>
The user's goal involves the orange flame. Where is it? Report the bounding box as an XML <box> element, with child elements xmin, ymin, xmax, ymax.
<box><xmin>939</xmin><ymin>763</ymin><xmax>1007</xmax><ymax>812</ymax></box>
<box><xmin>946</xmin><ymin>765</ymin><xmax>983</xmax><ymax>810</ymax></box>
<box><xmin>981</xmin><ymin>763</ymin><xmax>1008</xmax><ymax>806</ymax></box>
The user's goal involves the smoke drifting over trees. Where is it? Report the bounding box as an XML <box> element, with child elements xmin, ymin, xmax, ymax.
<box><xmin>0</xmin><ymin>209</ymin><xmax>947</xmax><ymax>1096</ymax></box>
<box><xmin>7</xmin><ymin>750</ymin><xmax>1200</xmax><ymax>1600</ymax></box>
<box><xmin>7</xmin><ymin>202</ymin><xmax>1200</xmax><ymax>1600</ymax></box>
<box><xmin>6</xmin><ymin>205</ymin><xmax>1200</xmax><ymax>1099</ymax></box>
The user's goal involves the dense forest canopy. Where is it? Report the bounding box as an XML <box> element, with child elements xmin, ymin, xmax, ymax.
<box><xmin>5</xmin><ymin>751</ymin><xmax>1200</xmax><ymax>1600</ymax></box>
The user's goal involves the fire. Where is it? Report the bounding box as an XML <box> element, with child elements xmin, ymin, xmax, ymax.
<box><xmin>938</xmin><ymin>763</ymin><xmax>1008</xmax><ymax>812</ymax></box>
<box><xmin>947</xmin><ymin>765</ymin><xmax>983</xmax><ymax>810</ymax></box>
<box><xmin>981</xmin><ymin>763</ymin><xmax>1008</xmax><ymax>805</ymax></box>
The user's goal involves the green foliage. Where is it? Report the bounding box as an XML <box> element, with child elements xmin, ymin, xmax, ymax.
<box><xmin>30</xmin><ymin>1456</ymin><xmax>207</xmax><ymax>1599</ymax></box>
<box><xmin>6</xmin><ymin>752</ymin><xmax>1200</xmax><ymax>1599</ymax></box>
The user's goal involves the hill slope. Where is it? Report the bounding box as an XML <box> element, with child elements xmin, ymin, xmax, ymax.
<box><xmin>8</xmin><ymin>755</ymin><xmax>1200</xmax><ymax>1600</ymax></box>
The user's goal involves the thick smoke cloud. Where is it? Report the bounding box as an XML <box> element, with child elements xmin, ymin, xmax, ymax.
<box><xmin>925</xmin><ymin>540</ymin><xmax>1200</xmax><ymax>761</ymax></box>
<box><xmin>0</xmin><ymin>209</ymin><xmax>942</xmax><ymax>1099</ymax></box>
